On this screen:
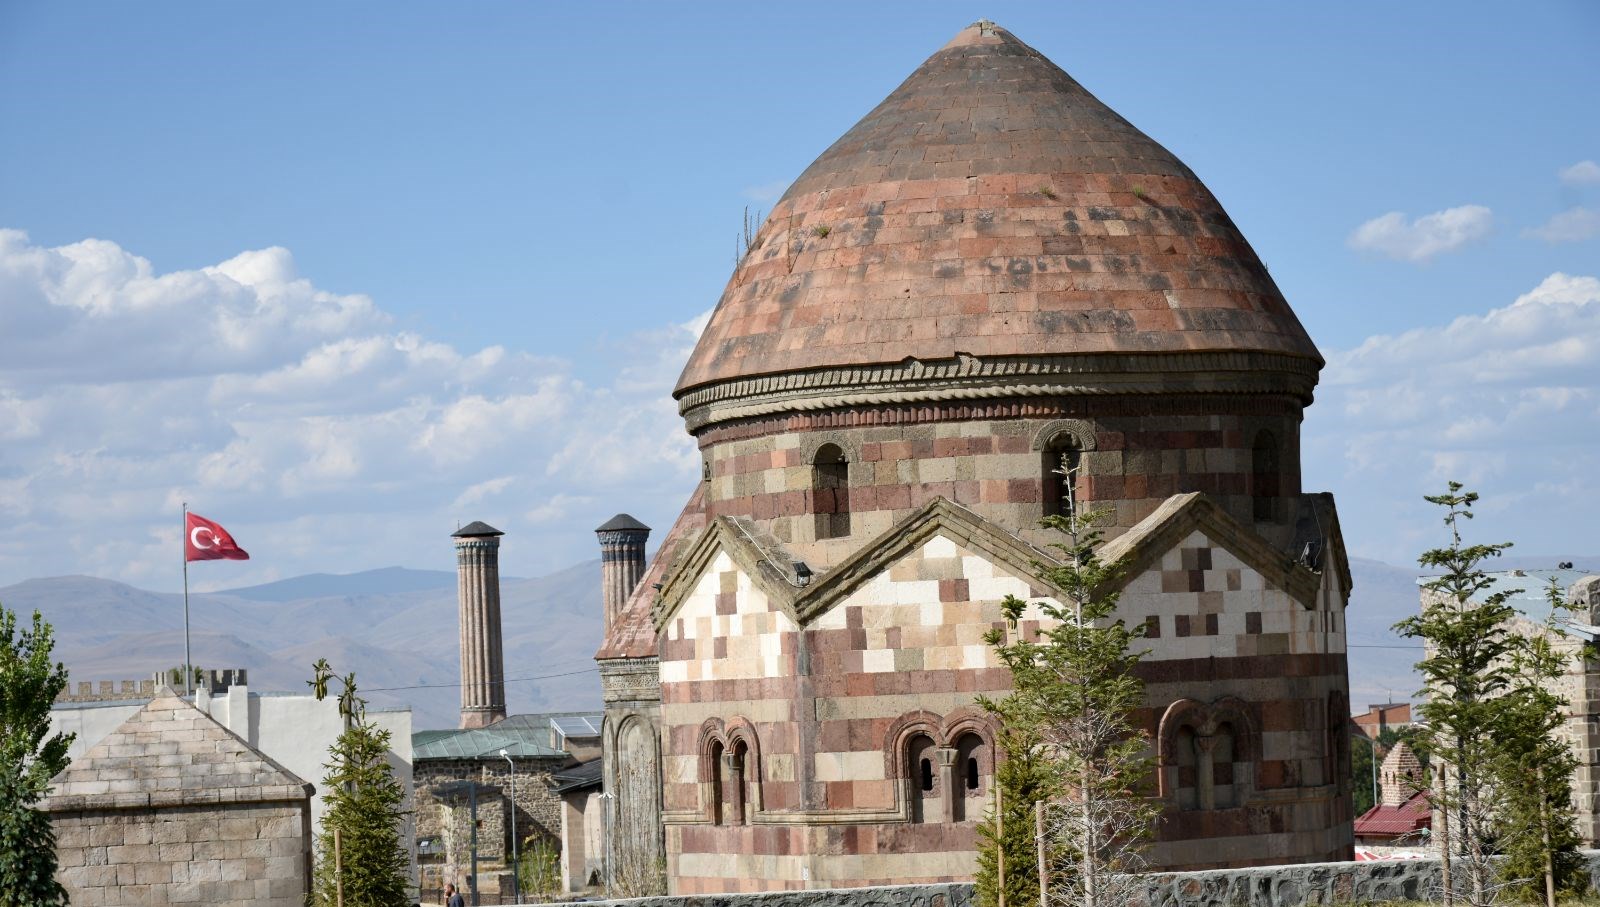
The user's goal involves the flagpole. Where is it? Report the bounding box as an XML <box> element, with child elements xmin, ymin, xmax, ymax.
<box><xmin>182</xmin><ymin>501</ymin><xmax>192</xmax><ymax>697</ymax></box>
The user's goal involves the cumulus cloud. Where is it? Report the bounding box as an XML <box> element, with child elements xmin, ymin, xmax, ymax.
<box><xmin>1525</xmin><ymin>206</ymin><xmax>1600</xmax><ymax>243</ymax></box>
<box><xmin>0</xmin><ymin>230</ymin><xmax>705</xmax><ymax>588</ymax></box>
<box><xmin>1560</xmin><ymin>160</ymin><xmax>1600</xmax><ymax>186</ymax></box>
<box><xmin>1347</xmin><ymin>205</ymin><xmax>1493</xmax><ymax>263</ymax></box>
<box><xmin>1305</xmin><ymin>272</ymin><xmax>1600</xmax><ymax>559</ymax></box>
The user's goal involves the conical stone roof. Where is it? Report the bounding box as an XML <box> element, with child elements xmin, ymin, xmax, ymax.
<box><xmin>43</xmin><ymin>687</ymin><xmax>311</xmax><ymax>813</ymax></box>
<box><xmin>677</xmin><ymin>21</ymin><xmax>1319</xmax><ymax>430</ymax></box>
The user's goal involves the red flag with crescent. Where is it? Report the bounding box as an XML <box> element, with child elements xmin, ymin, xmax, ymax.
<box><xmin>185</xmin><ymin>512</ymin><xmax>250</xmax><ymax>562</ymax></box>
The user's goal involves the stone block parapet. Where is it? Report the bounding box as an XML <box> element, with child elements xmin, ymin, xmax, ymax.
<box><xmin>55</xmin><ymin>675</ymin><xmax>162</xmax><ymax>703</ymax></box>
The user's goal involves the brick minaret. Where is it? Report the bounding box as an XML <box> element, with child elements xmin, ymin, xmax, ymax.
<box><xmin>453</xmin><ymin>521</ymin><xmax>506</xmax><ymax>729</ymax></box>
<box><xmin>595</xmin><ymin>514</ymin><xmax>649</xmax><ymax>633</ymax></box>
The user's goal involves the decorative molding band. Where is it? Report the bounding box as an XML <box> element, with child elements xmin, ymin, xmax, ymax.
<box><xmin>677</xmin><ymin>351</ymin><xmax>1320</xmax><ymax>433</ymax></box>
<box><xmin>694</xmin><ymin>394</ymin><xmax>1305</xmax><ymax>447</ymax></box>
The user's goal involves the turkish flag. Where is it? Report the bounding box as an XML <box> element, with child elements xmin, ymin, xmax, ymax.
<box><xmin>185</xmin><ymin>512</ymin><xmax>250</xmax><ymax>562</ymax></box>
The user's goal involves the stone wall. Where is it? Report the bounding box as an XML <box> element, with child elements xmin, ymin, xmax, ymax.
<box><xmin>414</xmin><ymin>756</ymin><xmax>567</xmax><ymax>866</ymax></box>
<box><xmin>51</xmin><ymin>801</ymin><xmax>310</xmax><ymax>906</ymax></box>
<box><xmin>519</xmin><ymin>853</ymin><xmax>1600</xmax><ymax>907</ymax></box>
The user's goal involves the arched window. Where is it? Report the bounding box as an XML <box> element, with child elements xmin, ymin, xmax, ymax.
<box><xmin>707</xmin><ymin>739</ymin><xmax>726</xmax><ymax>825</ymax></box>
<box><xmin>813</xmin><ymin>443</ymin><xmax>850</xmax><ymax>539</ymax></box>
<box><xmin>1042</xmin><ymin>435</ymin><xmax>1082</xmax><ymax>520</ymax></box>
<box><xmin>1210</xmin><ymin>723</ymin><xmax>1237</xmax><ymax>809</ymax></box>
<box><xmin>1252</xmin><ymin>430</ymin><xmax>1279</xmax><ymax>522</ymax></box>
<box><xmin>1174</xmin><ymin>726</ymin><xmax>1198</xmax><ymax>811</ymax></box>
<box><xmin>728</xmin><ymin>739</ymin><xmax>749</xmax><ymax>826</ymax></box>
<box><xmin>907</xmin><ymin>733</ymin><xmax>938</xmax><ymax>824</ymax></box>
<box><xmin>952</xmin><ymin>732</ymin><xmax>988</xmax><ymax>822</ymax></box>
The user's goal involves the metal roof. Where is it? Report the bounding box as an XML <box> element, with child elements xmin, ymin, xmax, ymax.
<box><xmin>550</xmin><ymin>758</ymin><xmax>603</xmax><ymax>794</ymax></box>
<box><xmin>550</xmin><ymin>715</ymin><xmax>602</xmax><ymax>739</ymax></box>
<box><xmin>452</xmin><ymin>521</ymin><xmax>504</xmax><ymax>538</ymax></box>
<box><xmin>595</xmin><ymin>513</ymin><xmax>649</xmax><ymax>533</ymax></box>
<box><xmin>411</xmin><ymin>711</ymin><xmax>603</xmax><ymax>761</ymax></box>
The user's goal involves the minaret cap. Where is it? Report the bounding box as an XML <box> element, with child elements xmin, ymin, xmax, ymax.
<box><xmin>595</xmin><ymin>514</ymin><xmax>649</xmax><ymax>534</ymax></box>
<box><xmin>452</xmin><ymin>521</ymin><xmax>504</xmax><ymax>538</ymax></box>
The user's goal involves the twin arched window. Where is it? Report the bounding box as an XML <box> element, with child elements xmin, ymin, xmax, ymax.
<box><xmin>901</xmin><ymin>719</ymin><xmax>992</xmax><ymax>824</ymax></box>
<box><xmin>703</xmin><ymin>725</ymin><xmax>759</xmax><ymax>825</ymax></box>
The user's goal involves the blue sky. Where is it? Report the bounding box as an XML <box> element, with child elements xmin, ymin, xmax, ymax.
<box><xmin>1</xmin><ymin>2</ymin><xmax>1597</xmax><ymax>589</ymax></box>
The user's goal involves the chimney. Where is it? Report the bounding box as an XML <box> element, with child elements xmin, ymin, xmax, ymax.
<box><xmin>595</xmin><ymin>514</ymin><xmax>650</xmax><ymax>634</ymax></box>
<box><xmin>453</xmin><ymin>521</ymin><xmax>507</xmax><ymax>729</ymax></box>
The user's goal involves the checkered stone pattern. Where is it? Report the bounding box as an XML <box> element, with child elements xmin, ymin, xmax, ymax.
<box><xmin>1120</xmin><ymin>528</ymin><xmax>1352</xmax><ymax>870</ymax></box>
<box><xmin>660</xmin><ymin>535</ymin><xmax>1054</xmax><ymax>893</ymax></box>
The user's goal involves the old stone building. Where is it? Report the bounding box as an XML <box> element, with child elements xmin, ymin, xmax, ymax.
<box><xmin>43</xmin><ymin>686</ymin><xmax>314</xmax><ymax>906</ymax></box>
<box><xmin>595</xmin><ymin>19</ymin><xmax>1354</xmax><ymax>893</ymax></box>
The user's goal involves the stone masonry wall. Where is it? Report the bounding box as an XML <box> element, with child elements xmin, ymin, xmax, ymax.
<box><xmin>521</xmin><ymin>852</ymin><xmax>1600</xmax><ymax>907</ymax></box>
<box><xmin>414</xmin><ymin>757</ymin><xmax>567</xmax><ymax>864</ymax></box>
<box><xmin>51</xmin><ymin>802</ymin><xmax>309</xmax><ymax>906</ymax></box>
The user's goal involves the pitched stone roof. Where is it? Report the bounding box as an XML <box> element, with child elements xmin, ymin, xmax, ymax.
<box><xmin>42</xmin><ymin>687</ymin><xmax>311</xmax><ymax>813</ymax></box>
<box><xmin>677</xmin><ymin>20</ymin><xmax>1319</xmax><ymax>398</ymax></box>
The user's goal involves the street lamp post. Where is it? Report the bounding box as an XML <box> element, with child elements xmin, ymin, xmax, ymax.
<box><xmin>501</xmin><ymin>750</ymin><xmax>519</xmax><ymax>904</ymax></box>
<box><xmin>1352</xmin><ymin>732</ymin><xmax>1380</xmax><ymax>812</ymax></box>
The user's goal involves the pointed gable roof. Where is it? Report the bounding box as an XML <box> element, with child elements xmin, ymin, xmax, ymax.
<box><xmin>1097</xmin><ymin>492</ymin><xmax>1326</xmax><ymax>607</ymax></box>
<box><xmin>653</xmin><ymin>497</ymin><xmax>1060</xmax><ymax>629</ymax></box>
<box><xmin>42</xmin><ymin>687</ymin><xmax>311</xmax><ymax>813</ymax></box>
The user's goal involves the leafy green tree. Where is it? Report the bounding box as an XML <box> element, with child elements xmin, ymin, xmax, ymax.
<box><xmin>974</xmin><ymin>720</ymin><xmax>1057</xmax><ymax>907</ymax></box>
<box><xmin>1492</xmin><ymin>580</ymin><xmax>1584</xmax><ymax>905</ymax></box>
<box><xmin>517</xmin><ymin>836</ymin><xmax>562</xmax><ymax>901</ymax></box>
<box><xmin>1350</xmin><ymin>734</ymin><xmax>1377</xmax><ymax>817</ymax></box>
<box><xmin>978</xmin><ymin>485</ymin><xmax>1154</xmax><ymax>907</ymax></box>
<box><xmin>0</xmin><ymin>605</ymin><xmax>73</xmax><ymax>907</ymax></box>
<box><xmin>307</xmin><ymin>667</ymin><xmax>411</xmax><ymax>907</ymax></box>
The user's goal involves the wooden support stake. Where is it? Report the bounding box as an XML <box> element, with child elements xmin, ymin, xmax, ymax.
<box><xmin>335</xmin><ymin>827</ymin><xmax>344</xmax><ymax>907</ymax></box>
<box><xmin>1035</xmin><ymin>799</ymin><xmax>1047</xmax><ymax>907</ymax></box>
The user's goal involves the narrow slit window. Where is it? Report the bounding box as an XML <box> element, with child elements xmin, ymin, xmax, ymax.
<box><xmin>920</xmin><ymin>758</ymin><xmax>933</xmax><ymax>792</ymax></box>
<box><xmin>813</xmin><ymin>443</ymin><xmax>850</xmax><ymax>539</ymax></box>
<box><xmin>966</xmin><ymin>757</ymin><xmax>979</xmax><ymax>790</ymax></box>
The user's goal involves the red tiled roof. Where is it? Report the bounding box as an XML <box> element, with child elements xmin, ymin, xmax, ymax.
<box><xmin>1354</xmin><ymin>793</ymin><xmax>1431</xmax><ymax>838</ymax></box>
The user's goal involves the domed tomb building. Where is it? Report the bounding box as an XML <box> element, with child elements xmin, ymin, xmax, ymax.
<box><xmin>595</xmin><ymin>21</ymin><xmax>1353</xmax><ymax>893</ymax></box>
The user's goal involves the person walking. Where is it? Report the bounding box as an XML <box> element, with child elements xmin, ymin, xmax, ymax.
<box><xmin>445</xmin><ymin>882</ymin><xmax>465</xmax><ymax>907</ymax></box>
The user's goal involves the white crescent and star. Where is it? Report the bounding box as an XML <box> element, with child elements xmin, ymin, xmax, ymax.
<box><xmin>190</xmin><ymin>526</ymin><xmax>218</xmax><ymax>549</ymax></box>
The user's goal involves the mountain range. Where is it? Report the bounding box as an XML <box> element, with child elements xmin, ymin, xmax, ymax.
<box><xmin>6</xmin><ymin>554</ymin><xmax>1593</xmax><ymax>729</ymax></box>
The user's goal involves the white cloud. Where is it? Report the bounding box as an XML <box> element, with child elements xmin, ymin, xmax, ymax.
<box><xmin>1305</xmin><ymin>272</ymin><xmax>1600</xmax><ymax>560</ymax></box>
<box><xmin>0</xmin><ymin>230</ymin><xmax>702</xmax><ymax>588</ymax></box>
<box><xmin>1525</xmin><ymin>206</ymin><xmax>1600</xmax><ymax>243</ymax></box>
<box><xmin>1347</xmin><ymin>205</ymin><xmax>1493</xmax><ymax>263</ymax></box>
<box><xmin>1559</xmin><ymin>160</ymin><xmax>1600</xmax><ymax>186</ymax></box>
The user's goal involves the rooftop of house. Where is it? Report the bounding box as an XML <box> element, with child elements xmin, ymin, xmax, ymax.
<box><xmin>412</xmin><ymin>710</ymin><xmax>603</xmax><ymax>761</ymax></box>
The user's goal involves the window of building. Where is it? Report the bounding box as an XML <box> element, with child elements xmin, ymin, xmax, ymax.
<box><xmin>907</xmin><ymin>733</ymin><xmax>938</xmax><ymax>823</ymax></box>
<box><xmin>1042</xmin><ymin>436</ymin><xmax>1082</xmax><ymax>520</ymax></box>
<box><xmin>728</xmin><ymin>739</ymin><xmax>749</xmax><ymax>826</ymax></box>
<box><xmin>708</xmin><ymin>740</ymin><xmax>726</xmax><ymax>825</ymax></box>
<box><xmin>813</xmin><ymin>443</ymin><xmax>850</xmax><ymax>539</ymax></box>
<box><xmin>1252</xmin><ymin>430</ymin><xmax>1279</xmax><ymax>522</ymax></box>
<box><xmin>952</xmin><ymin>732</ymin><xmax>988</xmax><ymax>822</ymax></box>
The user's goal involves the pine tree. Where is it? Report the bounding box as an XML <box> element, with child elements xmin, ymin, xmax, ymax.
<box><xmin>1396</xmin><ymin>483</ymin><xmax>1520</xmax><ymax>907</ymax></box>
<box><xmin>1492</xmin><ymin>579</ymin><xmax>1584</xmax><ymax>905</ymax></box>
<box><xmin>0</xmin><ymin>605</ymin><xmax>73</xmax><ymax>907</ymax></box>
<box><xmin>307</xmin><ymin>665</ymin><xmax>411</xmax><ymax>907</ymax></box>
<box><xmin>977</xmin><ymin>480</ymin><xmax>1154</xmax><ymax>907</ymax></box>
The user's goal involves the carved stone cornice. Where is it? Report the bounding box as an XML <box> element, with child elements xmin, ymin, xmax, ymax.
<box><xmin>676</xmin><ymin>351</ymin><xmax>1320</xmax><ymax>434</ymax></box>
<box><xmin>600</xmin><ymin>657</ymin><xmax>661</xmax><ymax>704</ymax></box>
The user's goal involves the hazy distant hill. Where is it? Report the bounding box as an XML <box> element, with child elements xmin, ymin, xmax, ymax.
<box><xmin>8</xmin><ymin>554</ymin><xmax>1593</xmax><ymax>729</ymax></box>
<box><xmin>3</xmin><ymin>563</ymin><xmax>603</xmax><ymax>730</ymax></box>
